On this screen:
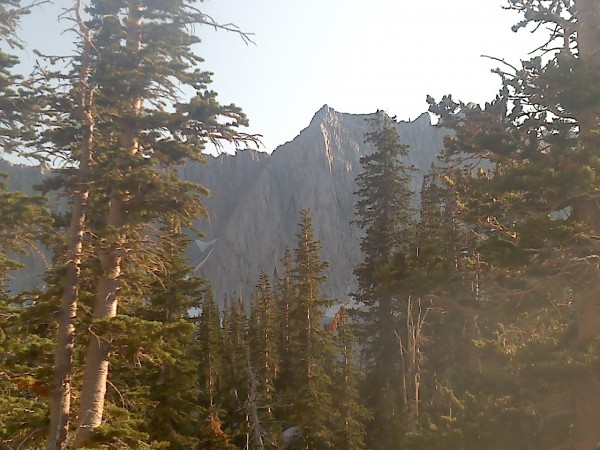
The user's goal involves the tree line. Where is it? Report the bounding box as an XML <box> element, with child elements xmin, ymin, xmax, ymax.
<box><xmin>1</xmin><ymin>0</ymin><xmax>600</xmax><ymax>449</ymax></box>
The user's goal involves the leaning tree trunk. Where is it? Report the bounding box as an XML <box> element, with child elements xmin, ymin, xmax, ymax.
<box><xmin>571</xmin><ymin>2</ymin><xmax>600</xmax><ymax>448</ymax></box>
<box><xmin>47</xmin><ymin>2</ymin><xmax>94</xmax><ymax>448</ymax></box>
<box><xmin>246</xmin><ymin>348</ymin><xmax>266</xmax><ymax>450</ymax></box>
<box><xmin>73</xmin><ymin>2</ymin><xmax>142</xmax><ymax>446</ymax></box>
<box><xmin>72</xmin><ymin>209</ymin><xmax>124</xmax><ymax>446</ymax></box>
<box><xmin>398</xmin><ymin>296</ymin><xmax>427</xmax><ymax>434</ymax></box>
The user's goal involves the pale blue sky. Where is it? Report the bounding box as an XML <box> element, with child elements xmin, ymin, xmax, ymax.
<box><xmin>15</xmin><ymin>0</ymin><xmax>545</xmax><ymax>153</ymax></box>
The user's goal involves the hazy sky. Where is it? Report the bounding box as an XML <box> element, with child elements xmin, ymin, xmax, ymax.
<box><xmin>15</xmin><ymin>0</ymin><xmax>546</xmax><ymax>153</ymax></box>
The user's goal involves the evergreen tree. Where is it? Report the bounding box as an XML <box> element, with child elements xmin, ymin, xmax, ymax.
<box><xmin>28</xmin><ymin>1</ymin><xmax>259</xmax><ymax>445</ymax></box>
<box><xmin>274</xmin><ymin>247</ymin><xmax>294</xmax><ymax>394</ymax></box>
<box><xmin>249</xmin><ymin>271</ymin><xmax>279</xmax><ymax>408</ymax></box>
<box><xmin>197</xmin><ymin>285</ymin><xmax>225</xmax><ymax>411</ymax></box>
<box><xmin>196</xmin><ymin>285</ymin><xmax>237</xmax><ymax>449</ymax></box>
<box><xmin>247</xmin><ymin>270</ymin><xmax>280</xmax><ymax>447</ymax></box>
<box><xmin>0</xmin><ymin>206</ymin><xmax>53</xmax><ymax>450</ymax></box>
<box><xmin>427</xmin><ymin>1</ymin><xmax>600</xmax><ymax>448</ymax></box>
<box><xmin>330</xmin><ymin>307</ymin><xmax>369</xmax><ymax>450</ymax></box>
<box><xmin>0</xmin><ymin>0</ymin><xmax>52</xmax><ymax>281</ymax></box>
<box><xmin>352</xmin><ymin>114</ymin><xmax>416</xmax><ymax>449</ymax></box>
<box><xmin>285</xmin><ymin>209</ymin><xmax>337</xmax><ymax>449</ymax></box>
<box><xmin>402</xmin><ymin>171</ymin><xmax>531</xmax><ymax>450</ymax></box>
<box><xmin>221</xmin><ymin>293</ymin><xmax>250</xmax><ymax>445</ymax></box>
<box><xmin>0</xmin><ymin>2</ymin><xmax>54</xmax><ymax>447</ymax></box>
<box><xmin>0</xmin><ymin>0</ymin><xmax>42</xmax><ymax>156</ymax></box>
<box><xmin>44</xmin><ymin>3</ymin><xmax>96</xmax><ymax>445</ymax></box>
<box><xmin>0</xmin><ymin>286</ymin><xmax>56</xmax><ymax>448</ymax></box>
<box><xmin>140</xmin><ymin>226</ymin><xmax>206</xmax><ymax>448</ymax></box>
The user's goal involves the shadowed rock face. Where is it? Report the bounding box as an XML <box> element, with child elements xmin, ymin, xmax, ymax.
<box><xmin>184</xmin><ymin>106</ymin><xmax>447</xmax><ymax>302</ymax></box>
<box><xmin>3</xmin><ymin>106</ymin><xmax>447</xmax><ymax>303</ymax></box>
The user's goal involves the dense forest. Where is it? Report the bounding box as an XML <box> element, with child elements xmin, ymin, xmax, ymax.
<box><xmin>0</xmin><ymin>0</ymin><xmax>599</xmax><ymax>449</ymax></box>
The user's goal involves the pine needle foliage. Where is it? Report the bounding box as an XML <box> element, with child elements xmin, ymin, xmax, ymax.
<box><xmin>426</xmin><ymin>1</ymin><xmax>600</xmax><ymax>448</ymax></box>
<box><xmin>352</xmin><ymin>114</ymin><xmax>417</xmax><ymax>449</ymax></box>
<box><xmin>283</xmin><ymin>209</ymin><xmax>337</xmax><ymax>449</ymax></box>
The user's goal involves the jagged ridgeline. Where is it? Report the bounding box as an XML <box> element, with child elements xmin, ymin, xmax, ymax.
<box><xmin>7</xmin><ymin>105</ymin><xmax>446</xmax><ymax>301</ymax></box>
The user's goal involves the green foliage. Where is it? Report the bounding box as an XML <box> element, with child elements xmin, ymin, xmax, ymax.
<box><xmin>354</xmin><ymin>115</ymin><xmax>416</xmax><ymax>295</ymax></box>
<box><xmin>28</xmin><ymin>0</ymin><xmax>258</xmax><ymax>446</ymax></box>
<box><xmin>249</xmin><ymin>271</ymin><xmax>279</xmax><ymax>402</ymax></box>
<box><xmin>0</xmin><ymin>175</ymin><xmax>52</xmax><ymax>289</ymax></box>
<box><xmin>0</xmin><ymin>4</ymin><xmax>55</xmax><ymax>446</ymax></box>
<box><xmin>0</xmin><ymin>296</ymin><xmax>53</xmax><ymax>448</ymax></box>
<box><xmin>247</xmin><ymin>271</ymin><xmax>280</xmax><ymax>446</ymax></box>
<box><xmin>352</xmin><ymin>115</ymin><xmax>418</xmax><ymax>449</ymax></box>
<box><xmin>0</xmin><ymin>290</ymin><xmax>56</xmax><ymax>448</ymax></box>
<box><xmin>274</xmin><ymin>247</ymin><xmax>294</xmax><ymax>395</ymax></box>
<box><xmin>285</xmin><ymin>209</ymin><xmax>337</xmax><ymax>449</ymax></box>
<box><xmin>3</xmin><ymin>1</ymin><xmax>599</xmax><ymax>448</ymax></box>
<box><xmin>0</xmin><ymin>0</ymin><xmax>261</xmax><ymax>448</ymax></box>
<box><xmin>220</xmin><ymin>294</ymin><xmax>250</xmax><ymax>442</ymax></box>
<box><xmin>197</xmin><ymin>284</ymin><xmax>225</xmax><ymax>408</ymax></box>
<box><xmin>0</xmin><ymin>0</ymin><xmax>43</xmax><ymax>155</ymax></box>
<box><xmin>423</xmin><ymin>1</ymin><xmax>600</xmax><ymax>448</ymax></box>
<box><xmin>330</xmin><ymin>307</ymin><xmax>369</xmax><ymax>450</ymax></box>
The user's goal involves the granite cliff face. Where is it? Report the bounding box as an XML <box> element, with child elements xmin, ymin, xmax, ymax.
<box><xmin>183</xmin><ymin>105</ymin><xmax>446</xmax><ymax>301</ymax></box>
<box><xmin>3</xmin><ymin>106</ymin><xmax>447</xmax><ymax>302</ymax></box>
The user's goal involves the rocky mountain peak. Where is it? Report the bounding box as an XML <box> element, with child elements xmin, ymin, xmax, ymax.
<box><xmin>186</xmin><ymin>106</ymin><xmax>448</xmax><ymax>302</ymax></box>
<box><xmin>5</xmin><ymin>106</ymin><xmax>448</xmax><ymax>303</ymax></box>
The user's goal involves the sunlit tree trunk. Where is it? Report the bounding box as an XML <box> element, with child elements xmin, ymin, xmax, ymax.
<box><xmin>398</xmin><ymin>296</ymin><xmax>427</xmax><ymax>434</ymax></box>
<box><xmin>73</xmin><ymin>2</ymin><xmax>142</xmax><ymax>445</ymax></box>
<box><xmin>47</xmin><ymin>2</ymin><xmax>93</xmax><ymax>447</ymax></box>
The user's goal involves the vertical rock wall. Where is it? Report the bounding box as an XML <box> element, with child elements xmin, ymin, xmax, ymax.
<box><xmin>186</xmin><ymin>106</ymin><xmax>447</xmax><ymax>302</ymax></box>
<box><xmin>3</xmin><ymin>106</ymin><xmax>447</xmax><ymax>303</ymax></box>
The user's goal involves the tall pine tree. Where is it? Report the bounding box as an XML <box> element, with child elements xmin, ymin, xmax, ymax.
<box><xmin>285</xmin><ymin>209</ymin><xmax>337</xmax><ymax>449</ymax></box>
<box><xmin>30</xmin><ymin>1</ymin><xmax>258</xmax><ymax>445</ymax></box>
<box><xmin>0</xmin><ymin>2</ymin><xmax>54</xmax><ymax>446</ymax></box>
<box><xmin>247</xmin><ymin>270</ymin><xmax>280</xmax><ymax>447</ymax></box>
<box><xmin>352</xmin><ymin>114</ymin><xmax>416</xmax><ymax>449</ymax></box>
<box><xmin>427</xmin><ymin>1</ymin><xmax>600</xmax><ymax>448</ymax></box>
<box><xmin>330</xmin><ymin>306</ymin><xmax>369</xmax><ymax>450</ymax></box>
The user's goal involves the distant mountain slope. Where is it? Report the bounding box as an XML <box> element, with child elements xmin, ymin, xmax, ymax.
<box><xmin>2</xmin><ymin>106</ymin><xmax>447</xmax><ymax>302</ymax></box>
<box><xmin>184</xmin><ymin>105</ymin><xmax>447</xmax><ymax>301</ymax></box>
<box><xmin>0</xmin><ymin>160</ymin><xmax>51</xmax><ymax>294</ymax></box>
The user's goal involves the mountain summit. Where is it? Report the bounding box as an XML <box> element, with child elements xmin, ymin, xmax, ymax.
<box><xmin>183</xmin><ymin>106</ymin><xmax>447</xmax><ymax>301</ymax></box>
<box><xmin>4</xmin><ymin>106</ymin><xmax>446</xmax><ymax>301</ymax></box>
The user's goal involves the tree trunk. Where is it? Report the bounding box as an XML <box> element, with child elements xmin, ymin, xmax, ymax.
<box><xmin>466</xmin><ymin>316</ymin><xmax>482</xmax><ymax>373</ymax></box>
<box><xmin>47</xmin><ymin>194</ymin><xmax>88</xmax><ymax>450</ymax></box>
<box><xmin>47</xmin><ymin>2</ymin><xmax>93</xmax><ymax>447</ymax></box>
<box><xmin>72</xmin><ymin>247</ymin><xmax>122</xmax><ymax>446</ymax></box>
<box><xmin>398</xmin><ymin>296</ymin><xmax>427</xmax><ymax>434</ymax></box>
<box><xmin>73</xmin><ymin>2</ymin><xmax>142</xmax><ymax>445</ymax></box>
<box><xmin>246</xmin><ymin>348</ymin><xmax>266</xmax><ymax>450</ymax></box>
